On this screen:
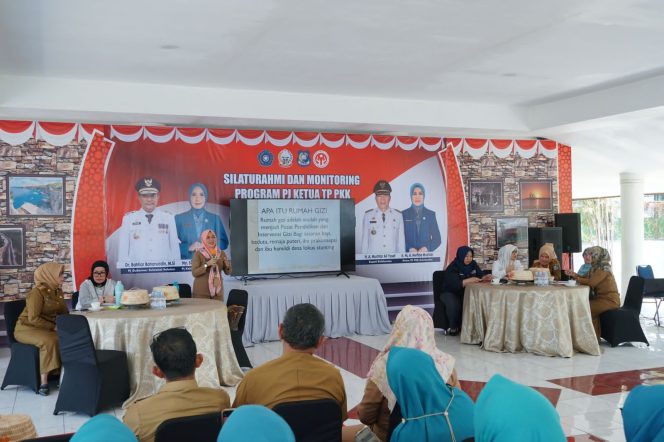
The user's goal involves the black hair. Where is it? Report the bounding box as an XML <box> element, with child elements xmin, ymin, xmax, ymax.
<box><xmin>150</xmin><ymin>328</ymin><xmax>197</xmax><ymax>380</ymax></box>
<box><xmin>281</xmin><ymin>303</ymin><xmax>325</xmax><ymax>350</ymax></box>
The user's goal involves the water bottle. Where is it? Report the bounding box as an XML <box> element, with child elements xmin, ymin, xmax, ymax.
<box><xmin>151</xmin><ymin>290</ymin><xmax>166</xmax><ymax>310</ymax></box>
<box><xmin>114</xmin><ymin>280</ymin><xmax>124</xmax><ymax>306</ymax></box>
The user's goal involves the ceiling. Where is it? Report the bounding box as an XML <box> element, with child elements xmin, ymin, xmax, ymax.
<box><xmin>1</xmin><ymin>0</ymin><xmax>663</xmax><ymax>198</ymax></box>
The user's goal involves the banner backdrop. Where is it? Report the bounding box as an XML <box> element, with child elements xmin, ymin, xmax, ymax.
<box><xmin>71</xmin><ymin>129</ymin><xmax>468</xmax><ymax>289</ymax></box>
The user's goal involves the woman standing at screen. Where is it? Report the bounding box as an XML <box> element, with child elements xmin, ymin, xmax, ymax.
<box><xmin>191</xmin><ymin>229</ymin><xmax>231</xmax><ymax>300</ymax></box>
<box><xmin>175</xmin><ymin>182</ymin><xmax>229</xmax><ymax>260</ymax></box>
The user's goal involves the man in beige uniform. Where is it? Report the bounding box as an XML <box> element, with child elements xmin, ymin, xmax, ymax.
<box><xmin>123</xmin><ymin>328</ymin><xmax>230</xmax><ymax>442</ymax></box>
<box><xmin>233</xmin><ymin>303</ymin><xmax>362</xmax><ymax>442</ymax></box>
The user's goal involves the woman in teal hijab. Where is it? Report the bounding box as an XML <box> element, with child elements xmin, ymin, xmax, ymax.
<box><xmin>622</xmin><ymin>385</ymin><xmax>664</xmax><ymax>442</ymax></box>
<box><xmin>386</xmin><ymin>346</ymin><xmax>474</xmax><ymax>442</ymax></box>
<box><xmin>475</xmin><ymin>374</ymin><xmax>565</xmax><ymax>441</ymax></box>
<box><xmin>71</xmin><ymin>415</ymin><xmax>137</xmax><ymax>442</ymax></box>
<box><xmin>217</xmin><ymin>405</ymin><xmax>295</xmax><ymax>442</ymax></box>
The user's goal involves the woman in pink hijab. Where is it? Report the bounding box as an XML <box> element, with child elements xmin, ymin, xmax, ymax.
<box><xmin>191</xmin><ymin>229</ymin><xmax>232</xmax><ymax>300</ymax></box>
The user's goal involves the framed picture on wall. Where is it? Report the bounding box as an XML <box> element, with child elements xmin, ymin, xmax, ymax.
<box><xmin>519</xmin><ymin>179</ymin><xmax>553</xmax><ymax>212</ymax></box>
<box><xmin>468</xmin><ymin>180</ymin><xmax>504</xmax><ymax>212</ymax></box>
<box><xmin>0</xmin><ymin>225</ymin><xmax>25</xmax><ymax>268</ymax></box>
<box><xmin>6</xmin><ymin>175</ymin><xmax>66</xmax><ymax>217</ymax></box>
<box><xmin>496</xmin><ymin>217</ymin><xmax>529</xmax><ymax>249</ymax></box>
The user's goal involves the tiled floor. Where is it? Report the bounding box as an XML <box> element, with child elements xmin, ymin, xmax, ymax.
<box><xmin>1</xmin><ymin>304</ymin><xmax>662</xmax><ymax>441</ymax></box>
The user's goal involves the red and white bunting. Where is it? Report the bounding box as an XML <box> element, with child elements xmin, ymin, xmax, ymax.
<box><xmin>0</xmin><ymin>121</ymin><xmax>559</xmax><ymax>158</ymax></box>
<box><xmin>175</xmin><ymin>128</ymin><xmax>207</xmax><ymax>144</ymax></box>
<box><xmin>0</xmin><ymin>121</ymin><xmax>35</xmax><ymax>145</ymax></box>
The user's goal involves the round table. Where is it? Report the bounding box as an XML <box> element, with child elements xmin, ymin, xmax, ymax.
<box><xmin>77</xmin><ymin>298</ymin><xmax>243</xmax><ymax>407</ymax></box>
<box><xmin>460</xmin><ymin>282</ymin><xmax>601</xmax><ymax>357</ymax></box>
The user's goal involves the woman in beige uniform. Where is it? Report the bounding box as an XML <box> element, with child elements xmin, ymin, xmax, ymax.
<box><xmin>14</xmin><ymin>262</ymin><xmax>69</xmax><ymax>396</ymax></box>
<box><xmin>191</xmin><ymin>229</ymin><xmax>231</xmax><ymax>300</ymax></box>
<box><xmin>566</xmin><ymin>246</ymin><xmax>620</xmax><ymax>340</ymax></box>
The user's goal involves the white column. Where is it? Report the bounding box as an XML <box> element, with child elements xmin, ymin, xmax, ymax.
<box><xmin>620</xmin><ymin>173</ymin><xmax>644</xmax><ymax>296</ymax></box>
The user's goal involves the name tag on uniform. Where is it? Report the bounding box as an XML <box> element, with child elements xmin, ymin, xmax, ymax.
<box><xmin>158</xmin><ymin>223</ymin><xmax>169</xmax><ymax>234</ymax></box>
<box><xmin>132</xmin><ymin>221</ymin><xmax>142</xmax><ymax>226</ymax></box>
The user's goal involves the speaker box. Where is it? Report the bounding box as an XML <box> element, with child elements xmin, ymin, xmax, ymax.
<box><xmin>555</xmin><ymin>213</ymin><xmax>582</xmax><ymax>253</ymax></box>
<box><xmin>528</xmin><ymin>227</ymin><xmax>563</xmax><ymax>268</ymax></box>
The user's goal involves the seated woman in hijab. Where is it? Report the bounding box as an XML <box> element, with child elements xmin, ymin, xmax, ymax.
<box><xmin>77</xmin><ymin>260</ymin><xmax>116</xmax><ymax>310</ymax></box>
<box><xmin>491</xmin><ymin>244</ymin><xmax>523</xmax><ymax>280</ymax></box>
<box><xmin>386</xmin><ymin>347</ymin><xmax>474</xmax><ymax>442</ymax></box>
<box><xmin>13</xmin><ymin>262</ymin><xmax>69</xmax><ymax>396</ymax></box>
<box><xmin>439</xmin><ymin>246</ymin><xmax>491</xmax><ymax>336</ymax></box>
<box><xmin>358</xmin><ymin>305</ymin><xmax>459</xmax><ymax>442</ymax></box>
<box><xmin>175</xmin><ymin>182</ymin><xmax>229</xmax><ymax>260</ymax></box>
<box><xmin>530</xmin><ymin>243</ymin><xmax>562</xmax><ymax>280</ymax></box>
<box><xmin>217</xmin><ymin>405</ymin><xmax>295</xmax><ymax>442</ymax></box>
<box><xmin>474</xmin><ymin>374</ymin><xmax>565</xmax><ymax>441</ymax></box>
<box><xmin>565</xmin><ymin>246</ymin><xmax>620</xmax><ymax>340</ymax></box>
<box><xmin>71</xmin><ymin>415</ymin><xmax>137</xmax><ymax>442</ymax></box>
<box><xmin>622</xmin><ymin>384</ymin><xmax>664</xmax><ymax>442</ymax></box>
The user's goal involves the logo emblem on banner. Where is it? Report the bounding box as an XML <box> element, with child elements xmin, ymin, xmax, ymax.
<box><xmin>313</xmin><ymin>150</ymin><xmax>330</xmax><ymax>169</ymax></box>
<box><xmin>258</xmin><ymin>150</ymin><xmax>273</xmax><ymax>166</ymax></box>
<box><xmin>278</xmin><ymin>149</ymin><xmax>293</xmax><ymax>168</ymax></box>
<box><xmin>297</xmin><ymin>150</ymin><xmax>311</xmax><ymax>167</ymax></box>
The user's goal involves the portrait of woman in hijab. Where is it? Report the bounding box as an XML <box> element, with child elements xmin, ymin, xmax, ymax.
<box><xmin>0</xmin><ymin>227</ymin><xmax>23</xmax><ymax>268</ymax></box>
<box><xmin>402</xmin><ymin>183</ymin><xmax>441</xmax><ymax>253</ymax></box>
<box><xmin>175</xmin><ymin>182</ymin><xmax>229</xmax><ymax>259</ymax></box>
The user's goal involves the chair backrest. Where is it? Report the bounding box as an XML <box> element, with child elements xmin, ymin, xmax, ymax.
<box><xmin>178</xmin><ymin>283</ymin><xmax>192</xmax><ymax>298</ymax></box>
<box><xmin>154</xmin><ymin>412</ymin><xmax>222</xmax><ymax>442</ymax></box>
<box><xmin>3</xmin><ymin>299</ymin><xmax>26</xmax><ymax>345</ymax></box>
<box><xmin>71</xmin><ymin>291</ymin><xmax>79</xmax><ymax>311</ymax></box>
<box><xmin>432</xmin><ymin>270</ymin><xmax>445</xmax><ymax>295</ymax></box>
<box><xmin>636</xmin><ymin>265</ymin><xmax>654</xmax><ymax>279</ymax></box>
<box><xmin>623</xmin><ymin>276</ymin><xmax>646</xmax><ymax>313</ymax></box>
<box><xmin>273</xmin><ymin>399</ymin><xmax>342</xmax><ymax>442</ymax></box>
<box><xmin>226</xmin><ymin>289</ymin><xmax>248</xmax><ymax>332</ymax></box>
<box><xmin>56</xmin><ymin>314</ymin><xmax>98</xmax><ymax>366</ymax></box>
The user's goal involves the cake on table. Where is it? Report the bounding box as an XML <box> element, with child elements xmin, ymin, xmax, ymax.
<box><xmin>153</xmin><ymin>285</ymin><xmax>180</xmax><ymax>301</ymax></box>
<box><xmin>120</xmin><ymin>289</ymin><xmax>150</xmax><ymax>305</ymax></box>
<box><xmin>510</xmin><ymin>270</ymin><xmax>534</xmax><ymax>281</ymax></box>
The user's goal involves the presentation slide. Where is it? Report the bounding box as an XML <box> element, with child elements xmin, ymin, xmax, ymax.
<box><xmin>247</xmin><ymin>199</ymin><xmax>341</xmax><ymax>274</ymax></box>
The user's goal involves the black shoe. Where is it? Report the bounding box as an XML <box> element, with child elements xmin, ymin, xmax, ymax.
<box><xmin>448</xmin><ymin>328</ymin><xmax>460</xmax><ymax>336</ymax></box>
<box><xmin>38</xmin><ymin>384</ymin><xmax>50</xmax><ymax>396</ymax></box>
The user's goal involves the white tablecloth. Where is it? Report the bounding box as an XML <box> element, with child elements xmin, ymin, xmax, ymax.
<box><xmin>224</xmin><ymin>275</ymin><xmax>391</xmax><ymax>345</ymax></box>
<box><xmin>78</xmin><ymin>299</ymin><xmax>243</xmax><ymax>407</ymax></box>
<box><xmin>460</xmin><ymin>283</ymin><xmax>601</xmax><ymax>357</ymax></box>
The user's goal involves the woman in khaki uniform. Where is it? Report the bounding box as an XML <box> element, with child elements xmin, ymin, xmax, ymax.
<box><xmin>191</xmin><ymin>229</ymin><xmax>231</xmax><ymax>300</ymax></box>
<box><xmin>14</xmin><ymin>262</ymin><xmax>69</xmax><ymax>395</ymax></box>
<box><xmin>566</xmin><ymin>246</ymin><xmax>620</xmax><ymax>340</ymax></box>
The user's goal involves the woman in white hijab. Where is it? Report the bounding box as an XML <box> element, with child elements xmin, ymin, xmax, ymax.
<box><xmin>491</xmin><ymin>244</ymin><xmax>523</xmax><ymax>279</ymax></box>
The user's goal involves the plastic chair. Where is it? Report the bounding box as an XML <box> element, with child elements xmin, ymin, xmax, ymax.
<box><xmin>71</xmin><ymin>291</ymin><xmax>79</xmax><ymax>310</ymax></box>
<box><xmin>53</xmin><ymin>314</ymin><xmax>130</xmax><ymax>416</ymax></box>
<box><xmin>23</xmin><ymin>434</ymin><xmax>74</xmax><ymax>442</ymax></box>
<box><xmin>273</xmin><ymin>399</ymin><xmax>342</xmax><ymax>442</ymax></box>
<box><xmin>154</xmin><ymin>412</ymin><xmax>222</xmax><ymax>442</ymax></box>
<box><xmin>1</xmin><ymin>299</ymin><xmax>41</xmax><ymax>394</ymax></box>
<box><xmin>636</xmin><ymin>265</ymin><xmax>663</xmax><ymax>326</ymax></box>
<box><xmin>600</xmin><ymin>276</ymin><xmax>649</xmax><ymax>347</ymax></box>
<box><xmin>226</xmin><ymin>288</ymin><xmax>251</xmax><ymax>368</ymax></box>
